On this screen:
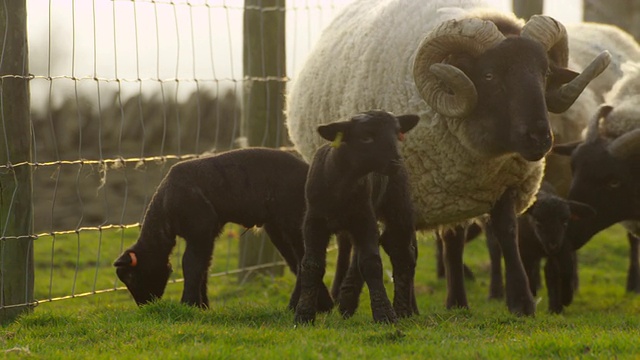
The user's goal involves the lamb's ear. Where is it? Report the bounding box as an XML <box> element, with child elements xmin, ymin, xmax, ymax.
<box><xmin>397</xmin><ymin>114</ymin><xmax>420</xmax><ymax>134</ymax></box>
<box><xmin>552</xmin><ymin>141</ymin><xmax>582</xmax><ymax>156</ymax></box>
<box><xmin>567</xmin><ymin>201</ymin><xmax>596</xmax><ymax>220</ymax></box>
<box><xmin>114</xmin><ymin>252</ymin><xmax>138</xmax><ymax>267</ymax></box>
<box><xmin>317</xmin><ymin>122</ymin><xmax>349</xmax><ymax>143</ymax></box>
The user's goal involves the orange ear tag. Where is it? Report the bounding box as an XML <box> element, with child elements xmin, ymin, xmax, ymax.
<box><xmin>129</xmin><ymin>252</ymin><xmax>138</xmax><ymax>267</ymax></box>
<box><xmin>398</xmin><ymin>132</ymin><xmax>405</xmax><ymax>141</ymax></box>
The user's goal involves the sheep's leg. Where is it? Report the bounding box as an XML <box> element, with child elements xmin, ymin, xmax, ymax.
<box><xmin>626</xmin><ymin>232</ymin><xmax>640</xmax><ymax>293</ymax></box>
<box><xmin>380</xmin><ymin>227</ymin><xmax>418</xmax><ymax>317</ymax></box>
<box><xmin>436</xmin><ymin>233</ymin><xmax>445</xmax><ymax>279</ymax></box>
<box><xmin>331</xmin><ymin>231</ymin><xmax>352</xmax><ymax>301</ymax></box>
<box><xmin>181</xmin><ymin>235</ymin><xmax>215</xmax><ymax>309</ymax></box>
<box><xmin>294</xmin><ymin>216</ymin><xmax>331</xmax><ymax>324</ymax></box>
<box><xmin>441</xmin><ymin>226</ymin><xmax>468</xmax><ymax>309</ymax></box>
<box><xmin>485</xmin><ymin>227</ymin><xmax>504</xmax><ymax>300</ymax></box>
<box><xmin>488</xmin><ymin>188</ymin><xmax>535</xmax><ymax>316</ymax></box>
<box><xmin>337</xmin><ymin>249</ymin><xmax>364</xmax><ymax>319</ymax></box>
<box><xmin>351</xmin><ymin>218</ymin><xmax>397</xmax><ymax>324</ymax></box>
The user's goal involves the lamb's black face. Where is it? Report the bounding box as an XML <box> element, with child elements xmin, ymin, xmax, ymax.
<box><xmin>566</xmin><ymin>140</ymin><xmax>639</xmax><ymax>249</ymax></box>
<box><xmin>317</xmin><ymin>110</ymin><xmax>419</xmax><ymax>176</ymax></box>
<box><xmin>114</xmin><ymin>252</ymin><xmax>172</xmax><ymax>306</ymax></box>
<box><xmin>528</xmin><ymin>200</ymin><xmax>571</xmax><ymax>255</ymax></box>
<box><xmin>462</xmin><ymin>37</ymin><xmax>553</xmax><ymax>161</ymax></box>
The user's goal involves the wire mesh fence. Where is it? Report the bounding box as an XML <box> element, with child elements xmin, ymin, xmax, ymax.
<box><xmin>0</xmin><ymin>0</ymin><xmax>349</xmax><ymax>317</ymax></box>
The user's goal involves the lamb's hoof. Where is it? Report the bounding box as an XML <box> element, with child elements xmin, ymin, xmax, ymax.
<box><xmin>372</xmin><ymin>304</ymin><xmax>398</xmax><ymax>324</ymax></box>
<box><xmin>294</xmin><ymin>310</ymin><xmax>316</xmax><ymax>325</ymax></box>
<box><xmin>547</xmin><ymin>306</ymin><xmax>564</xmax><ymax>315</ymax></box>
<box><xmin>317</xmin><ymin>288</ymin><xmax>334</xmax><ymax>313</ymax></box>
<box><xmin>507</xmin><ymin>297</ymin><xmax>536</xmax><ymax>316</ymax></box>
<box><xmin>337</xmin><ymin>297</ymin><xmax>359</xmax><ymax>319</ymax></box>
<box><xmin>393</xmin><ymin>298</ymin><xmax>418</xmax><ymax>318</ymax></box>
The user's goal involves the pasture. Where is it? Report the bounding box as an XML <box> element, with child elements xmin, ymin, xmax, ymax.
<box><xmin>1</xmin><ymin>224</ymin><xmax>638</xmax><ymax>359</ymax></box>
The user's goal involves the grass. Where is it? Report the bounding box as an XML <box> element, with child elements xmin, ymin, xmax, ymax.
<box><xmin>2</xmin><ymin>224</ymin><xmax>639</xmax><ymax>359</ymax></box>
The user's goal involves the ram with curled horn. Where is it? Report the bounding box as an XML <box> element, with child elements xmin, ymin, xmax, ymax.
<box><xmin>286</xmin><ymin>0</ymin><xmax>610</xmax><ymax>317</ymax></box>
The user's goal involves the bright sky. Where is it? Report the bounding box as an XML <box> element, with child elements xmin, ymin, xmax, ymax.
<box><xmin>25</xmin><ymin>0</ymin><xmax>583</xmax><ymax>110</ymax></box>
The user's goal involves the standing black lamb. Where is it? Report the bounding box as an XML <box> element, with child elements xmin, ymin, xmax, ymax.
<box><xmin>113</xmin><ymin>148</ymin><xmax>334</xmax><ymax>311</ymax></box>
<box><xmin>294</xmin><ymin>110</ymin><xmax>419</xmax><ymax>324</ymax></box>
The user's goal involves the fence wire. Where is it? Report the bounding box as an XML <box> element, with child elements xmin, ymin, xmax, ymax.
<box><xmin>0</xmin><ymin>0</ymin><xmax>347</xmax><ymax>309</ymax></box>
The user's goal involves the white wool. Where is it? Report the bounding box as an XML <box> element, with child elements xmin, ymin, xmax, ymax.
<box><xmin>286</xmin><ymin>0</ymin><xmax>542</xmax><ymax>230</ymax></box>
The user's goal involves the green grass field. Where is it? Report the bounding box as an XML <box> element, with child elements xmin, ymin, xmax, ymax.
<box><xmin>2</xmin><ymin>224</ymin><xmax>639</xmax><ymax>359</ymax></box>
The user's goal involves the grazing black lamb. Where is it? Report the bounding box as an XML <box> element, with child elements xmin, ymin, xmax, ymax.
<box><xmin>113</xmin><ymin>148</ymin><xmax>334</xmax><ymax>311</ymax></box>
<box><xmin>487</xmin><ymin>182</ymin><xmax>595</xmax><ymax>313</ymax></box>
<box><xmin>293</xmin><ymin>110</ymin><xmax>419</xmax><ymax>324</ymax></box>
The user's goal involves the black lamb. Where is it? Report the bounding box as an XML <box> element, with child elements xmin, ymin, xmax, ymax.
<box><xmin>113</xmin><ymin>148</ymin><xmax>334</xmax><ymax>311</ymax></box>
<box><xmin>293</xmin><ymin>110</ymin><xmax>419</xmax><ymax>324</ymax></box>
<box><xmin>487</xmin><ymin>181</ymin><xmax>595</xmax><ymax>313</ymax></box>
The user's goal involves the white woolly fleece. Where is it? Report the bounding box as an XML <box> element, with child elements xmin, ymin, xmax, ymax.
<box><xmin>286</xmin><ymin>0</ymin><xmax>543</xmax><ymax>230</ymax></box>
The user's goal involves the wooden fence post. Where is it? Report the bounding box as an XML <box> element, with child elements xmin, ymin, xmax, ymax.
<box><xmin>239</xmin><ymin>0</ymin><xmax>287</xmax><ymax>279</ymax></box>
<box><xmin>0</xmin><ymin>0</ymin><xmax>34</xmax><ymax>323</ymax></box>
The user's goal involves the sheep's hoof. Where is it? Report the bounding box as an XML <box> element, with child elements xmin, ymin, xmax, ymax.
<box><xmin>337</xmin><ymin>293</ymin><xmax>359</xmax><ymax>319</ymax></box>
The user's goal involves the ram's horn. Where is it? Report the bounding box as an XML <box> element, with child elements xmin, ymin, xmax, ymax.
<box><xmin>585</xmin><ymin>104</ymin><xmax>613</xmax><ymax>142</ymax></box>
<box><xmin>546</xmin><ymin>51</ymin><xmax>612</xmax><ymax>114</ymax></box>
<box><xmin>521</xmin><ymin>15</ymin><xmax>569</xmax><ymax>67</ymax></box>
<box><xmin>413</xmin><ymin>18</ymin><xmax>505</xmax><ymax>118</ymax></box>
<box><xmin>608</xmin><ymin>128</ymin><xmax>640</xmax><ymax>159</ymax></box>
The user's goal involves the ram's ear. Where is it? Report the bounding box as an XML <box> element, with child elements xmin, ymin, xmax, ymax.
<box><xmin>552</xmin><ymin>141</ymin><xmax>582</xmax><ymax>156</ymax></box>
<box><xmin>567</xmin><ymin>201</ymin><xmax>596</xmax><ymax>220</ymax></box>
<box><xmin>397</xmin><ymin>114</ymin><xmax>420</xmax><ymax>134</ymax></box>
<box><xmin>114</xmin><ymin>252</ymin><xmax>137</xmax><ymax>267</ymax></box>
<box><xmin>317</xmin><ymin>122</ymin><xmax>349</xmax><ymax>143</ymax></box>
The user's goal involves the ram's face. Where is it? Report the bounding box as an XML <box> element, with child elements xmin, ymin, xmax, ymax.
<box><xmin>460</xmin><ymin>37</ymin><xmax>553</xmax><ymax>161</ymax></box>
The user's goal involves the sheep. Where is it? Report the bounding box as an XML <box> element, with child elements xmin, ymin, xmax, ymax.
<box><xmin>286</xmin><ymin>0</ymin><xmax>609</xmax><ymax>315</ymax></box>
<box><xmin>293</xmin><ymin>110</ymin><xmax>419</xmax><ymax>324</ymax></box>
<box><xmin>545</xmin><ymin>22</ymin><xmax>640</xmax><ymax>198</ymax></box>
<box><xmin>487</xmin><ymin>181</ymin><xmax>595</xmax><ymax>313</ymax></box>
<box><xmin>554</xmin><ymin>66</ymin><xmax>640</xmax><ymax>293</ymax></box>
<box><xmin>113</xmin><ymin>148</ymin><xmax>335</xmax><ymax>311</ymax></box>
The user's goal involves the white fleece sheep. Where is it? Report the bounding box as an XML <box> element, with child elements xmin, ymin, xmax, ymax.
<box><xmin>288</xmin><ymin>0</ymin><xmax>550</xmax><ymax>229</ymax></box>
<box><xmin>545</xmin><ymin>23</ymin><xmax>640</xmax><ymax>196</ymax></box>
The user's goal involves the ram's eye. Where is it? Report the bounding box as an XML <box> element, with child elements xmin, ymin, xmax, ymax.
<box><xmin>360</xmin><ymin>136</ymin><xmax>373</xmax><ymax>144</ymax></box>
<box><xmin>485</xmin><ymin>72</ymin><xmax>493</xmax><ymax>81</ymax></box>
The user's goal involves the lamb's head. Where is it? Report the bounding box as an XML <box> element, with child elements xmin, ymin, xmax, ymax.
<box><xmin>525</xmin><ymin>189</ymin><xmax>595</xmax><ymax>254</ymax></box>
<box><xmin>317</xmin><ymin>110</ymin><xmax>419</xmax><ymax>176</ymax></box>
<box><xmin>114</xmin><ymin>250</ymin><xmax>172</xmax><ymax>306</ymax></box>
<box><xmin>553</xmin><ymin>105</ymin><xmax>640</xmax><ymax>249</ymax></box>
<box><xmin>413</xmin><ymin>15</ymin><xmax>611</xmax><ymax>161</ymax></box>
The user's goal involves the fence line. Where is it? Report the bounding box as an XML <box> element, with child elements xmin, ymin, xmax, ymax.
<box><xmin>0</xmin><ymin>0</ymin><xmax>348</xmax><ymax>317</ymax></box>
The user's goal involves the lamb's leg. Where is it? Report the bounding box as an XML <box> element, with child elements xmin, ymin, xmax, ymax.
<box><xmin>351</xmin><ymin>218</ymin><xmax>397</xmax><ymax>324</ymax></box>
<box><xmin>441</xmin><ymin>226</ymin><xmax>468</xmax><ymax>309</ymax></box>
<box><xmin>521</xmin><ymin>255</ymin><xmax>540</xmax><ymax>297</ymax></box>
<box><xmin>626</xmin><ymin>232</ymin><xmax>640</xmax><ymax>293</ymax></box>
<box><xmin>265</xmin><ymin>225</ymin><xmax>333</xmax><ymax>313</ymax></box>
<box><xmin>485</xmin><ymin>227</ymin><xmax>504</xmax><ymax>300</ymax></box>
<box><xmin>436</xmin><ymin>234</ymin><xmax>445</xmax><ymax>279</ymax></box>
<box><xmin>380</xmin><ymin>227</ymin><xmax>418</xmax><ymax>318</ymax></box>
<box><xmin>337</xmin><ymin>249</ymin><xmax>364</xmax><ymax>318</ymax></box>
<box><xmin>181</xmin><ymin>234</ymin><xmax>215</xmax><ymax>309</ymax></box>
<box><xmin>331</xmin><ymin>231</ymin><xmax>352</xmax><ymax>301</ymax></box>
<box><xmin>488</xmin><ymin>188</ymin><xmax>535</xmax><ymax>316</ymax></box>
<box><xmin>294</xmin><ymin>216</ymin><xmax>331</xmax><ymax>324</ymax></box>
<box><xmin>544</xmin><ymin>256</ymin><xmax>564</xmax><ymax>314</ymax></box>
